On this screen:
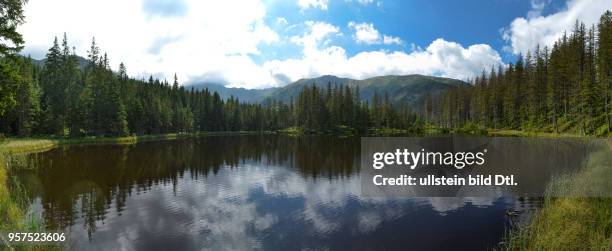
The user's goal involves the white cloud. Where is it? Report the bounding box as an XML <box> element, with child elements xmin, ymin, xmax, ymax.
<box><xmin>348</xmin><ymin>22</ymin><xmax>381</xmax><ymax>44</ymax></box>
<box><xmin>346</xmin><ymin>0</ymin><xmax>375</xmax><ymax>5</ymax></box>
<box><xmin>20</xmin><ymin>0</ymin><xmax>279</xmax><ymax>87</ymax></box>
<box><xmin>20</xmin><ymin>0</ymin><xmax>502</xmax><ymax>89</ymax></box>
<box><xmin>382</xmin><ymin>35</ymin><xmax>402</xmax><ymax>45</ymax></box>
<box><xmin>264</xmin><ymin>22</ymin><xmax>503</xmax><ymax>86</ymax></box>
<box><xmin>276</xmin><ymin>17</ymin><xmax>288</xmax><ymax>26</ymax></box>
<box><xmin>290</xmin><ymin>21</ymin><xmax>340</xmax><ymax>56</ymax></box>
<box><xmin>502</xmin><ymin>0</ymin><xmax>612</xmax><ymax>55</ymax></box>
<box><xmin>297</xmin><ymin>0</ymin><xmax>328</xmax><ymax>11</ymax></box>
<box><xmin>527</xmin><ymin>0</ymin><xmax>548</xmax><ymax>19</ymax></box>
<box><xmin>348</xmin><ymin>22</ymin><xmax>403</xmax><ymax>45</ymax></box>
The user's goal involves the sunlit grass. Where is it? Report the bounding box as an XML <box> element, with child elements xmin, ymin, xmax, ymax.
<box><xmin>0</xmin><ymin>131</ymin><xmax>265</xmax><ymax>155</ymax></box>
<box><xmin>0</xmin><ymin>155</ymin><xmax>63</xmax><ymax>250</ymax></box>
<box><xmin>0</xmin><ymin>154</ymin><xmax>24</xmax><ymax>235</ymax></box>
<box><xmin>502</xmin><ymin>140</ymin><xmax>612</xmax><ymax>250</ymax></box>
<box><xmin>0</xmin><ymin>139</ymin><xmax>58</xmax><ymax>154</ymax></box>
<box><xmin>487</xmin><ymin>129</ymin><xmax>593</xmax><ymax>139</ymax></box>
<box><xmin>503</xmin><ymin>197</ymin><xmax>611</xmax><ymax>250</ymax></box>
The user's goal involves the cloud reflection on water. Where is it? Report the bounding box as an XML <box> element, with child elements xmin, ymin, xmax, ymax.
<box><xmin>19</xmin><ymin>136</ymin><xmax>525</xmax><ymax>250</ymax></box>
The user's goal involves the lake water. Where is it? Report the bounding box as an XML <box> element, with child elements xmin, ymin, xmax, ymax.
<box><xmin>12</xmin><ymin>135</ymin><xmax>551</xmax><ymax>250</ymax></box>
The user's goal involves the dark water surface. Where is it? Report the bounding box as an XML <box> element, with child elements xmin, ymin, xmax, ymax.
<box><xmin>12</xmin><ymin>135</ymin><xmax>545</xmax><ymax>251</ymax></box>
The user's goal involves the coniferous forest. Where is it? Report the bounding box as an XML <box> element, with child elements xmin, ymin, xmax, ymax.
<box><xmin>0</xmin><ymin>33</ymin><xmax>421</xmax><ymax>137</ymax></box>
<box><xmin>425</xmin><ymin>11</ymin><xmax>612</xmax><ymax>136</ymax></box>
<box><xmin>0</xmin><ymin>0</ymin><xmax>611</xmax><ymax>137</ymax></box>
<box><xmin>0</xmin><ymin>1</ymin><xmax>420</xmax><ymax>137</ymax></box>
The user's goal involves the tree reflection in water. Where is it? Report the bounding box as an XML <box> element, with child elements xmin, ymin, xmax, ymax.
<box><xmin>17</xmin><ymin>135</ymin><xmax>360</xmax><ymax>235</ymax></box>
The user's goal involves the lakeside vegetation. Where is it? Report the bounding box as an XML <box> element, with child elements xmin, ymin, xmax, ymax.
<box><xmin>0</xmin><ymin>131</ymin><xmax>268</xmax><ymax>153</ymax></box>
<box><xmin>503</xmin><ymin>197</ymin><xmax>612</xmax><ymax>250</ymax></box>
<box><xmin>502</xmin><ymin>140</ymin><xmax>612</xmax><ymax>250</ymax></box>
<box><xmin>0</xmin><ymin>154</ymin><xmax>57</xmax><ymax>251</ymax></box>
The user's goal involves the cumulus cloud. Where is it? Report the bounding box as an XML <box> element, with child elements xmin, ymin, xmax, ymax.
<box><xmin>20</xmin><ymin>0</ymin><xmax>501</xmax><ymax>89</ymax></box>
<box><xmin>383</xmin><ymin>35</ymin><xmax>402</xmax><ymax>45</ymax></box>
<box><xmin>348</xmin><ymin>22</ymin><xmax>381</xmax><ymax>44</ymax></box>
<box><xmin>290</xmin><ymin>21</ymin><xmax>340</xmax><ymax>54</ymax></box>
<box><xmin>264</xmin><ymin>22</ymin><xmax>502</xmax><ymax>86</ymax></box>
<box><xmin>502</xmin><ymin>0</ymin><xmax>612</xmax><ymax>54</ymax></box>
<box><xmin>20</xmin><ymin>0</ymin><xmax>279</xmax><ymax>86</ymax></box>
<box><xmin>348</xmin><ymin>21</ymin><xmax>402</xmax><ymax>45</ymax></box>
<box><xmin>526</xmin><ymin>0</ymin><xmax>548</xmax><ymax>19</ymax></box>
<box><xmin>297</xmin><ymin>0</ymin><xmax>328</xmax><ymax>11</ymax></box>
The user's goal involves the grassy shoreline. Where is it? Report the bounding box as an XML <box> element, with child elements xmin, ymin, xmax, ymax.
<box><xmin>0</xmin><ymin>128</ymin><xmax>598</xmax><ymax>155</ymax></box>
<box><xmin>487</xmin><ymin>129</ymin><xmax>602</xmax><ymax>139</ymax></box>
<box><xmin>0</xmin><ymin>131</ymin><xmax>267</xmax><ymax>154</ymax></box>
<box><xmin>490</xmin><ymin>129</ymin><xmax>611</xmax><ymax>250</ymax></box>
<box><xmin>0</xmin><ymin>154</ymin><xmax>24</xmax><ymax>248</ymax></box>
<box><xmin>501</xmin><ymin>140</ymin><xmax>612</xmax><ymax>250</ymax></box>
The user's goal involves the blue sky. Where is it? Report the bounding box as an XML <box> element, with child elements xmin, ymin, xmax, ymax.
<box><xmin>262</xmin><ymin>0</ymin><xmax>535</xmax><ymax>62</ymax></box>
<box><xmin>19</xmin><ymin>0</ymin><xmax>612</xmax><ymax>88</ymax></box>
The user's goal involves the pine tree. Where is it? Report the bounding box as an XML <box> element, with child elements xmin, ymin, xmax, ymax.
<box><xmin>427</xmin><ymin>12</ymin><xmax>612</xmax><ymax>136</ymax></box>
<box><xmin>12</xmin><ymin>57</ymin><xmax>40</xmax><ymax>136</ymax></box>
<box><xmin>598</xmin><ymin>11</ymin><xmax>612</xmax><ymax>133</ymax></box>
<box><xmin>61</xmin><ymin>34</ymin><xmax>85</xmax><ymax>136</ymax></box>
<box><xmin>0</xmin><ymin>0</ymin><xmax>27</xmax><ymax>56</ymax></box>
<box><xmin>0</xmin><ymin>0</ymin><xmax>27</xmax><ymax>118</ymax></box>
<box><xmin>0</xmin><ymin>60</ymin><xmax>19</xmax><ymax>117</ymax></box>
<box><xmin>40</xmin><ymin>37</ymin><xmax>66</xmax><ymax>134</ymax></box>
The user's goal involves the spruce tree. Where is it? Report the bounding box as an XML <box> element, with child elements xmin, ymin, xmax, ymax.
<box><xmin>0</xmin><ymin>0</ymin><xmax>27</xmax><ymax>56</ymax></box>
<box><xmin>598</xmin><ymin>11</ymin><xmax>612</xmax><ymax>132</ymax></box>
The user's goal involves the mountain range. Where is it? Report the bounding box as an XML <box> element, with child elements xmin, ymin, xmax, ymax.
<box><xmin>28</xmin><ymin>54</ymin><xmax>468</xmax><ymax>108</ymax></box>
<box><xmin>187</xmin><ymin>74</ymin><xmax>468</xmax><ymax>107</ymax></box>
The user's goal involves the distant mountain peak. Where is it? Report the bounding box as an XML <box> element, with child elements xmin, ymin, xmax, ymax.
<box><xmin>187</xmin><ymin>74</ymin><xmax>467</xmax><ymax>107</ymax></box>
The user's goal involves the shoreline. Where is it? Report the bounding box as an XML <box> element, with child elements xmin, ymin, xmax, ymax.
<box><xmin>486</xmin><ymin>129</ymin><xmax>604</xmax><ymax>139</ymax></box>
<box><xmin>0</xmin><ymin>127</ymin><xmax>607</xmax><ymax>155</ymax></box>
<box><xmin>0</xmin><ymin>131</ymin><xmax>269</xmax><ymax>155</ymax></box>
<box><xmin>501</xmin><ymin>141</ymin><xmax>612</xmax><ymax>250</ymax></box>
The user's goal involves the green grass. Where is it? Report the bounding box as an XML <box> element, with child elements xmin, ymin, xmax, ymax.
<box><xmin>278</xmin><ymin>126</ymin><xmax>358</xmax><ymax>136</ymax></box>
<box><xmin>0</xmin><ymin>139</ymin><xmax>58</xmax><ymax>154</ymax></box>
<box><xmin>0</xmin><ymin>131</ymin><xmax>266</xmax><ymax>155</ymax></box>
<box><xmin>488</xmin><ymin>129</ymin><xmax>590</xmax><ymax>139</ymax></box>
<box><xmin>0</xmin><ymin>154</ymin><xmax>62</xmax><ymax>250</ymax></box>
<box><xmin>277</xmin><ymin>127</ymin><xmax>305</xmax><ymax>136</ymax></box>
<box><xmin>368</xmin><ymin>128</ymin><xmax>412</xmax><ymax>136</ymax></box>
<box><xmin>503</xmin><ymin>198</ymin><xmax>612</xmax><ymax>250</ymax></box>
<box><xmin>0</xmin><ymin>155</ymin><xmax>24</xmax><ymax>244</ymax></box>
<box><xmin>502</xmin><ymin>140</ymin><xmax>612</xmax><ymax>250</ymax></box>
